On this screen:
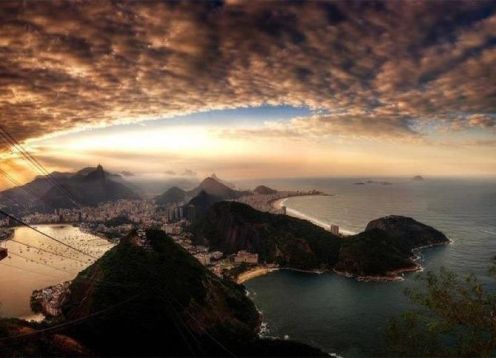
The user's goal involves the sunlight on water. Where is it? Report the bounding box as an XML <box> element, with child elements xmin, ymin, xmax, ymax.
<box><xmin>0</xmin><ymin>225</ymin><xmax>114</xmax><ymax>318</ymax></box>
<box><xmin>244</xmin><ymin>177</ymin><xmax>496</xmax><ymax>356</ymax></box>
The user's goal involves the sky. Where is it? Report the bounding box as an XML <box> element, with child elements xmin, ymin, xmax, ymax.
<box><xmin>0</xmin><ymin>0</ymin><xmax>495</xmax><ymax>188</ymax></box>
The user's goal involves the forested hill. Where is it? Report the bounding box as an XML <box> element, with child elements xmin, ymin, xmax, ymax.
<box><xmin>192</xmin><ymin>202</ymin><xmax>449</xmax><ymax>278</ymax></box>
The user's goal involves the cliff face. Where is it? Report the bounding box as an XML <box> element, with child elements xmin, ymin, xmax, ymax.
<box><xmin>192</xmin><ymin>201</ymin><xmax>342</xmax><ymax>270</ymax></box>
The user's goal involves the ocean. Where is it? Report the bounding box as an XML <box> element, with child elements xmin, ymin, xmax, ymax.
<box><xmin>237</xmin><ymin>177</ymin><xmax>496</xmax><ymax>356</ymax></box>
<box><xmin>0</xmin><ymin>225</ymin><xmax>113</xmax><ymax>319</ymax></box>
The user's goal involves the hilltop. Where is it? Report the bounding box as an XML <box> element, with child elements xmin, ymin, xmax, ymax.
<box><xmin>253</xmin><ymin>185</ymin><xmax>277</xmax><ymax>195</ymax></box>
<box><xmin>39</xmin><ymin>165</ymin><xmax>139</xmax><ymax>209</ymax></box>
<box><xmin>155</xmin><ymin>175</ymin><xmax>250</xmax><ymax>208</ymax></box>
<box><xmin>191</xmin><ymin>201</ymin><xmax>342</xmax><ymax>271</ymax></box>
<box><xmin>191</xmin><ymin>202</ymin><xmax>449</xmax><ymax>279</ymax></box>
<box><xmin>0</xmin><ymin>165</ymin><xmax>139</xmax><ymax>213</ymax></box>
<box><xmin>60</xmin><ymin>230</ymin><xmax>326</xmax><ymax>356</ymax></box>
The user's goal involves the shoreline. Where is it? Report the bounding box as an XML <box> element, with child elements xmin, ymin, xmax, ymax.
<box><xmin>237</xmin><ymin>266</ymin><xmax>279</xmax><ymax>284</ymax></box>
<box><xmin>240</xmin><ymin>241</ymin><xmax>451</xmax><ymax>284</ymax></box>
<box><xmin>237</xmin><ymin>265</ymin><xmax>327</xmax><ymax>284</ymax></box>
<box><xmin>271</xmin><ymin>195</ymin><xmax>357</xmax><ymax>236</ymax></box>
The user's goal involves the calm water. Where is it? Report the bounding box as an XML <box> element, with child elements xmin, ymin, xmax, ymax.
<box><xmin>0</xmin><ymin>225</ymin><xmax>113</xmax><ymax>319</ymax></box>
<box><xmin>240</xmin><ymin>177</ymin><xmax>496</xmax><ymax>356</ymax></box>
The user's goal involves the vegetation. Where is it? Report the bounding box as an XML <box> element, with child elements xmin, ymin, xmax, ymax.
<box><xmin>61</xmin><ymin>229</ymin><xmax>326</xmax><ymax>356</ymax></box>
<box><xmin>386</xmin><ymin>267</ymin><xmax>496</xmax><ymax>357</ymax></box>
<box><xmin>191</xmin><ymin>201</ymin><xmax>342</xmax><ymax>271</ymax></box>
<box><xmin>335</xmin><ymin>228</ymin><xmax>415</xmax><ymax>277</ymax></box>
<box><xmin>192</xmin><ymin>202</ymin><xmax>449</xmax><ymax>277</ymax></box>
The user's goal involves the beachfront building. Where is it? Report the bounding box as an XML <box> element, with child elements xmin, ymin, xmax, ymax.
<box><xmin>330</xmin><ymin>224</ymin><xmax>339</xmax><ymax>235</ymax></box>
<box><xmin>234</xmin><ymin>250</ymin><xmax>258</xmax><ymax>264</ymax></box>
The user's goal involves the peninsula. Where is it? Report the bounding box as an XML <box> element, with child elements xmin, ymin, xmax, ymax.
<box><xmin>191</xmin><ymin>202</ymin><xmax>450</xmax><ymax>281</ymax></box>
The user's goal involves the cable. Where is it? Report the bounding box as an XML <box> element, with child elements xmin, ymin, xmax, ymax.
<box><xmin>8</xmin><ymin>251</ymin><xmax>73</xmax><ymax>275</ymax></box>
<box><xmin>0</xmin><ymin>261</ymin><xmax>61</xmax><ymax>279</ymax></box>
<box><xmin>0</xmin><ymin>126</ymin><xmax>81</xmax><ymax>208</ymax></box>
<box><xmin>8</xmin><ymin>239</ymin><xmax>88</xmax><ymax>264</ymax></box>
<box><xmin>0</xmin><ymin>293</ymin><xmax>142</xmax><ymax>345</ymax></box>
<box><xmin>0</xmin><ymin>209</ymin><xmax>97</xmax><ymax>259</ymax></box>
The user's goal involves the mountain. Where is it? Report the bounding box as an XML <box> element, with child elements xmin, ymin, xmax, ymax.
<box><xmin>191</xmin><ymin>201</ymin><xmax>342</xmax><ymax>270</ymax></box>
<box><xmin>187</xmin><ymin>190</ymin><xmax>223</xmax><ymax>216</ymax></box>
<box><xmin>58</xmin><ymin>229</ymin><xmax>326</xmax><ymax>357</ymax></box>
<box><xmin>155</xmin><ymin>186</ymin><xmax>187</xmax><ymax>206</ymax></box>
<box><xmin>189</xmin><ymin>176</ymin><xmax>248</xmax><ymax>200</ymax></box>
<box><xmin>211</xmin><ymin>173</ymin><xmax>236</xmax><ymax>189</ymax></box>
<box><xmin>335</xmin><ymin>216</ymin><xmax>449</xmax><ymax>278</ymax></box>
<box><xmin>40</xmin><ymin>165</ymin><xmax>140</xmax><ymax>209</ymax></box>
<box><xmin>154</xmin><ymin>175</ymin><xmax>252</xmax><ymax>213</ymax></box>
<box><xmin>365</xmin><ymin>215</ymin><xmax>449</xmax><ymax>249</ymax></box>
<box><xmin>253</xmin><ymin>185</ymin><xmax>277</xmax><ymax>195</ymax></box>
<box><xmin>412</xmin><ymin>175</ymin><xmax>424</xmax><ymax>181</ymax></box>
<box><xmin>334</xmin><ymin>228</ymin><xmax>417</xmax><ymax>278</ymax></box>
<box><xmin>0</xmin><ymin>165</ymin><xmax>140</xmax><ymax>212</ymax></box>
<box><xmin>0</xmin><ymin>229</ymin><xmax>326</xmax><ymax>356</ymax></box>
<box><xmin>191</xmin><ymin>203</ymin><xmax>450</xmax><ymax>279</ymax></box>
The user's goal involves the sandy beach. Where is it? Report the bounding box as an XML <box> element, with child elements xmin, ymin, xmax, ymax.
<box><xmin>237</xmin><ymin>266</ymin><xmax>279</xmax><ymax>284</ymax></box>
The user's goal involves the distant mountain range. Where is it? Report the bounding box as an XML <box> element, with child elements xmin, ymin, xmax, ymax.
<box><xmin>155</xmin><ymin>175</ymin><xmax>255</xmax><ymax>208</ymax></box>
<box><xmin>0</xmin><ymin>165</ymin><xmax>140</xmax><ymax>213</ymax></box>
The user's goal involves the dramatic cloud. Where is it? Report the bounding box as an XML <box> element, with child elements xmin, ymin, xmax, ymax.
<box><xmin>0</xmin><ymin>0</ymin><xmax>495</xmax><ymax>149</ymax></box>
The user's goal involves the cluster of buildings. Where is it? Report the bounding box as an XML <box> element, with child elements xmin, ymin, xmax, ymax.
<box><xmin>166</xmin><ymin>204</ymin><xmax>197</xmax><ymax>222</ymax></box>
<box><xmin>164</xmin><ymin>224</ymin><xmax>259</xmax><ymax>278</ymax></box>
<box><xmin>30</xmin><ymin>281</ymin><xmax>71</xmax><ymax>317</ymax></box>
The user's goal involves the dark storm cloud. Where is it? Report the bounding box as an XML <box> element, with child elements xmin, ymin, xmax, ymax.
<box><xmin>0</xmin><ymin>0</ymin><xmax>495</xmax><ymax>148</ymax></box>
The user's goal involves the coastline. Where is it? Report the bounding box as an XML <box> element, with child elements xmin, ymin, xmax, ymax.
<box><xmin>333</xmin><ymin>240</ymin><xmax>451</xmax><ymax>282</ymax></box>
<box><xmin>237</xmin><ymin>265</ymin><xmax>327</xmax><ymax>284</ymax></box>
<box><xmin>271</xmin><ymin>195</ymin><xmax>357</xmax><ymax>236</ymax></box>
<box><xmin>237</xmin><ymin>266</ymin><xmax>279</xmax><ymax>284</ymax></box>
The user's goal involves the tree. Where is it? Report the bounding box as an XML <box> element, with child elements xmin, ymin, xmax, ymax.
<box><xmin>386</xmin><ymin>267</ymin><xmax>496</xmax><ymax>357</ymax></box>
